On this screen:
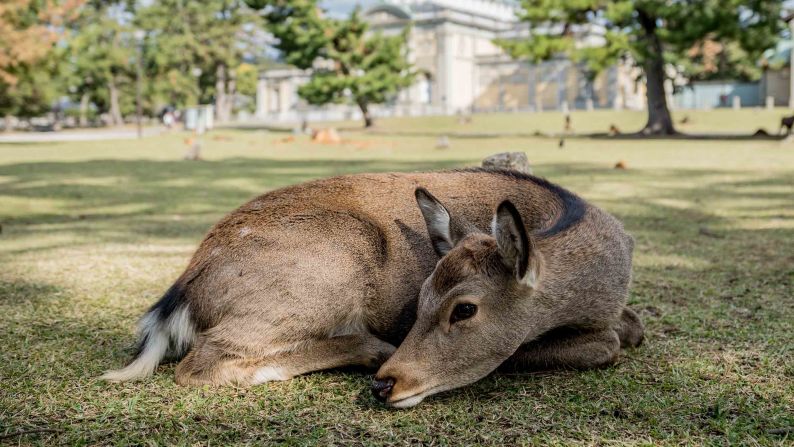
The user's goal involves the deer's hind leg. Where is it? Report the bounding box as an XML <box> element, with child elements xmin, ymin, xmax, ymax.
<box><xmin>614</xmin><ymin>307</ymin><xmax>644</xmax><ymax>348</ymax></box>
<box><xmin>501</xmin><ymin>327</ymin><xmax>621</xmax><ymax>372</ymax></box>
<box><xmin>175</xmin><ymin>333</ymin><xmax>396</xmax><ymax>386</ymax></box>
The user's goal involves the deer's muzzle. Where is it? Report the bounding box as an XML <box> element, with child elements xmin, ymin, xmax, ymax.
<box><xmin>371</xmin><ymin>377</ymin><xmax>395</xmax><ymax>402</ymax></box>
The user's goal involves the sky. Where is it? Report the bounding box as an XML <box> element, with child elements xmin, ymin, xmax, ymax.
<box><xmin>322</xmin><ymin>0</ymin><xmax>376</xmax><ymax>17</ymax></box>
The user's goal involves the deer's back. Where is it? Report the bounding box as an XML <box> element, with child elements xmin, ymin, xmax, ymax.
<box><xmin>180</xmin><ymin>170</ymin><xmax>631</xmax><ymax>342</ymax></box>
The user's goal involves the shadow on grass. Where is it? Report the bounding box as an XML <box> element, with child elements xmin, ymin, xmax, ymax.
<box><xmin>0</xmin><ymin>158</ymin><xmax>465</xmax><ymax>247</ymax></box>
<box><xmin>0</xmin><ymin>278</ymin><xmax>62</xmax><ymax>306</ymax></box>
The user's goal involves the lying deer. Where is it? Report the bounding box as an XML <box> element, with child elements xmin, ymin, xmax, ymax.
<box><xmin>102</xmin><ymin>168</ymin><xmax>643</xmax><ymax>407</ymax></box>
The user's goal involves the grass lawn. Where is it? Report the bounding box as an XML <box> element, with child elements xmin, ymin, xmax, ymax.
<box><xmin>329</xmin><ymin>108</ymin><xmax>794</xmax><ymax>136</ymax></box>
<box><xmin>1</xmin><ymin>116</ymin><xmax>793</xmax><ymax>445</ymax></box>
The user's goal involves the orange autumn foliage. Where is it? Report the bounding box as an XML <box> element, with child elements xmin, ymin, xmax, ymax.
<box><xmin>0</xmin><ymin>0</ymin><xmax>83</xmax><ymax>84</ymax></box>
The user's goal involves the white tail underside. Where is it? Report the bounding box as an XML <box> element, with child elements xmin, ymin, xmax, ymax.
<box><xmin>100</xmin><ymin>306</ymin><xmax>195</xmax><ymax>382</ymax></box>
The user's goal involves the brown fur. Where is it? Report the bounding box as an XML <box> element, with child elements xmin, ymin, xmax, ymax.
<box><xmin>103</xmin><ymin>168</ymin><xmax>643</xmax><ymax>404</ymax></box>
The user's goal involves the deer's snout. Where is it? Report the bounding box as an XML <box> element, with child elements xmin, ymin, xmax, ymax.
<box><xmin>371</xmin><ymin>377</ymin><xmax>395</xmax><ymax>402</ymax></box>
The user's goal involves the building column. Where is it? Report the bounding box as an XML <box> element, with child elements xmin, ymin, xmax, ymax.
<box><xmin>256</xmin><ymin>77</ymin><xmax>268</xmax><ymax>119</ymax></box>
<box><xmin>278</xmin><ymin>80</ymin><xmax>291</xmax><ymax>117</ymax></box>
<box><xmin>436</xmin><ymin>23</ymin><xmax>455</xmax><ymax>114</ymax></box>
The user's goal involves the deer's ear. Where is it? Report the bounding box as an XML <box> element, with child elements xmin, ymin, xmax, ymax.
<box><xmin>492</xmin><ymin>200</ymin><xmax>540</xmax><ymax>288</ymax></box>
<box><xmin>415</xmin><ymin>188</ymin><xmax>455</xmax><ymax>256</ymax></box>
<box><xmin>415</xmin><ymin>187</ymin><xmax>478</xmax><ymax>257</ymax></box>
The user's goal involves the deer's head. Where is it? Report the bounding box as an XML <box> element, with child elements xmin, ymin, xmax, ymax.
<box><xmin>372</xmin><ymin>188</ymin><xmax>543</xmax><ymax>407</ymax></box>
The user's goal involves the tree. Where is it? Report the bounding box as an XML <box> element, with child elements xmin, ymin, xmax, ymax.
<box><xmin>134</xmin><ymin>0</ymin><xmax>261</xmax><ymax>122</ymax></box>
<box><xmin>0</xmin><ymin>0</ymin><xmax>82</xmax><ymax>127</ymax></box>
<box><xmin>496</xmin><ymin>1</ymin><xmax>784</xmax><ymax>135</ymax></box>
<box><xmin>245</xmin><ymin>0</ymin><xmax>416</xmax><ymax>128</ymax></box>
<box><xmin>235</xmin><ymin>62</ymin><xmax>259</xmax><ymax>112</ymax></box>
<box><xmin>63</xmin><ymin>0</ymin><xmax>135</xmax><ymax>126</ymax></box>
<box><xmin>0</xmin><ymin>58</ymin><xmax>61</xmax><ymax>123</ymax></box>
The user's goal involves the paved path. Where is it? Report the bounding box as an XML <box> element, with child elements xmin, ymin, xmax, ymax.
<box><xmin>0</xmin><ymin>128</ymin><xmax>163</xmax><ymax>143</ymax></box>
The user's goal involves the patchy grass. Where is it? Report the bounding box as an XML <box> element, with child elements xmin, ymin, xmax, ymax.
<box><xmin>0</xmin><ymin>123</ymin><xmax>793</xmax><ymax>445</ymax></box>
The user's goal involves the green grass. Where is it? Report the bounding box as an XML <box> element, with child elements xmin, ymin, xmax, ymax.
<box><xmin>1</xmin><ymin>114</ymin><xmax>793</xmax><ymax>445</ymax></box>
<box><xmin>329</xmin><ymin>107</ymin><xmax>793</xmax><ymax>135</ymax></box>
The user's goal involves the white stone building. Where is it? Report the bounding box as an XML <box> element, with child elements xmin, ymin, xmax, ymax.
<box><xmin>255</xmin><ymin>0</ymin><xmax>646</xmax><ymax>123</ymax></box>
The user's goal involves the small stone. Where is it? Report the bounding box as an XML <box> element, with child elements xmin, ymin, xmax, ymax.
<box><xmin>482</xmin><ymin>152</ymin><xmax>532</xmax><ymax>174</ymax></box>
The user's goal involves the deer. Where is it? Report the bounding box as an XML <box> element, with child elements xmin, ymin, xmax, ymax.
<box><xmin>780</xmin><ymin>115</ymin><xmax>794</xmax><ymax>136</ymax></box>
<box><xmin>101</xmin><ymin>168</ymin><xmax>643</xmax><ymax>407</ymax></box>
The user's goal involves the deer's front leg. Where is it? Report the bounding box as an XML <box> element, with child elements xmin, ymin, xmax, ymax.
<box><xmin>501</xmin><ymin>327</ymin><xmax>620</xmax><ymax>372</ymax></box>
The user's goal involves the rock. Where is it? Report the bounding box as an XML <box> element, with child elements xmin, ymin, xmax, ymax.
<box><xmin>481</xmin><ymin>152</ymin><xmax>532</xmax><ymax>174</ymax></box>
<box><xmin>312</xmin><ymin>128</ymin><xmax>342</xmax><ymax>144</ymax></box>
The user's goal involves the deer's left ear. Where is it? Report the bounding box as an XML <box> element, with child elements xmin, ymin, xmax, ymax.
<box><xmin>492</xmin><ymin>200</ymin><xmax>541</xmax><ymax>288</ymax></box>
<box><xmin>415</xmin><ymin>187</ymin><xmax>478</xmax><ymax>257</ymax></box>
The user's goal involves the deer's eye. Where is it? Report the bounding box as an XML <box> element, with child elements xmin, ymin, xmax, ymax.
<box><xmin>450</xmin><ymin>303</ymin><xmax>477</xmax><ymax>324</ymax></box>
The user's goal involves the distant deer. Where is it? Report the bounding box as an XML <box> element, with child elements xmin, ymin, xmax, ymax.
<box><xmin>102</xmin><ymin>169</ymin><xmax>643</xmax><ymax>407</ymax></box>
<box><xmin>780</xmin><ymin>115</ymin><xmax>794</xmax><ymax>135</ymax></box>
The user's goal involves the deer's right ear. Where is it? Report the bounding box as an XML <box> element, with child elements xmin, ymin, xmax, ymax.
<box><xmin>415</xmin><ymin>187</ymin><xmax>455</xmax><ymax>257</ymax></box>
<box><xmin>492</xmin><ymin>200</ymin><xmax>540</xmax><ymax>288</ymax></box>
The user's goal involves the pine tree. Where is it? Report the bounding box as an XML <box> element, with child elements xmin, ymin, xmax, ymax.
<box><xmin>246</xmin><ymin>0</ymin><xmax>416</xmax><ymax>128</ymax></box>
<box><xmin>497</xmin><ymin>0</ymin><xmax>784</xmax><ymax>135</ymax></box>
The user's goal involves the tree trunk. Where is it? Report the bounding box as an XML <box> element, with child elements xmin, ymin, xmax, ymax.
<box><xmin>215</xmin><ymin>64</ymin><xmax>229</xmax><ymax>123</ymax></box>
<box><xmin>79</xmin><ymin>93</ymin><xmax>89</xmax><ymax>128</ymax></box>
<box><xmin>357</xmin><ymin>100</ymin><xmax>373</xmax><ymax>128</ymax></box>
<box><xmin>108</xmin><ymin>76</ymin><xmax>123</xmax><ymax>127</ymax></box>
<box><xmin>638</xmin><ymin>9</ymin><xmax>676</xmax><ymax>135</ymax></box>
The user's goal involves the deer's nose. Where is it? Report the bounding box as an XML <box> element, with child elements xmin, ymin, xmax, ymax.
<box><xmin>371</xmin><ymin>377</ymin><xmax>395</xmax><ymax>402</ymax></box>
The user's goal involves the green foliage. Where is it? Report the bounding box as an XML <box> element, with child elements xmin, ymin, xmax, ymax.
<box><xmin>499</xmin><ymin>0</ymin><xmax>784</xmax><ymax>82</ymax></box>
<box><xmin>246</xmin><ymin>1</ymin><xmax>416</xmax><ymax>126</ymax></box>
<box><xmin>235</xmin><ymin>63</ymin><xmax>259</xmax><ymax>112</ymax></box>
<box><xmin>62</xmin><ymin>1</ymin><xmax>135</xmax><ymax>120</ymax></box>
<box><xmin>0</xmin><ymin>58</ymin><xmax>61</xmax><ymax>119</ymax></box>
<box><xmin>235</xmin><ymin>63</ymin><xmax>259</xmax><ymax>98</ymax></box>
<box><xmin>134</xmin><ymin>0</ymin><xmax>261</xmax><ymax>111</ymax></box>
<box><xmin>250</xmin><ymin>0</ymin><xmax>328</xmax><ymax>70</ymax></box>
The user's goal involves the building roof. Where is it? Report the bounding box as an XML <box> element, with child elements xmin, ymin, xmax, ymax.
<box><xmin>364</xmin><ymin>0</ymin><xmax>518</xmax><ymax>25</ymax></box>
<box><xmin>366</xmin><ymin>3</ymin><xmax>412</xmax><ymax>19</ymax></box>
